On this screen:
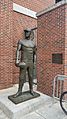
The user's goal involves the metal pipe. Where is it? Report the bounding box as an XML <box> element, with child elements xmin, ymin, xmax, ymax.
<box><xmin>31</xmin><ymin>27</ymin><xmax>37</xmax><ymax>31</ymax></box>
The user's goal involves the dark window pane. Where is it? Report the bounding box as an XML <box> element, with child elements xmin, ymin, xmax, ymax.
<box><xmin>52</xmin><ymin>53</ymin><xmax>63</xmax><ymax>64</ymax></box>
<box><xmin>55</xmin><ymin>0</ymin><xmax>62</xmax><ymax>3</ymax></box>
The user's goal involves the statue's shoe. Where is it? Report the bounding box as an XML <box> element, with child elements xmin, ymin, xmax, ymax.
<box><xmin>30</xmin><ymin>90</ymin><xmax>34</xmax><ymax>96</ymax></box>
<box><xmin>13</xmin><ymin>91</ymin><xmax>22</xmax><ymax>98</ymax></box>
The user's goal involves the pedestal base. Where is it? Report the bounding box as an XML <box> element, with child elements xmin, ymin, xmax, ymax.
<box><xmin>8</xmin><ymin>91</ymin><xmax>40</xmax><ymax>104</ymax></box>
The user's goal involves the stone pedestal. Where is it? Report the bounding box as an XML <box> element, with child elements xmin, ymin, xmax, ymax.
<box><xmin>0</xmin><ymin>84</ymin><xmax>51</xmax><ymax>119</ymax></box>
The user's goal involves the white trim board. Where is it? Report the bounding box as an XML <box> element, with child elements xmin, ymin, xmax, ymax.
<box><xmin>37</xmin><ymin>0</ymin><xmax>67</xmax><ymax>17</ymax></box>
<box><xmin>13</xmin><ymin>3</ymin><xmax>37</xmax><ymax>19</ymax></box>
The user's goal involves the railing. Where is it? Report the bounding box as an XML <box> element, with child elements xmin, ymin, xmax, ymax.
<box><xmin>53</xmin><ymin>75</ymin><xmax>67</xmax><ymax>99</ymax></box>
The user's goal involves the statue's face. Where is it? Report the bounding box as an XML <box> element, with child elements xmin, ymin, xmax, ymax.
<box><xmin>25</xmin><ymin>31</ymin><xmax>31</xmax><ymax>39</ymax></box>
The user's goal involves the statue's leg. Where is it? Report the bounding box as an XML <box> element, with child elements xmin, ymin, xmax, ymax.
<box><xmin>13</xmin><ymin>68</ymin><xmax>26</xmax><ymax>98</ymax></box>
<box><xmin>28</xmin><ymin>64</ymin><xmax>34</xmax><ymax>95</ymax></box>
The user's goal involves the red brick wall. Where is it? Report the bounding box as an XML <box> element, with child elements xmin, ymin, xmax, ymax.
<box><xmin>37</xmin><ymin>5</ymin><xmax>65</xmax><ymax>96</ymax></box>
<box><xmin>65</xmin><ymin>4</ymin><xmax>67</xmax><ymax>75</ymax></box>
<box><xmin>64</xmin><ymin>4</ymin><xmax>67</xmax><ymax>91</ymax></box>
<box><xmin>0</xmin><ymin>0</ymin><xmax>13</xmax><ymax>89</ymax></box>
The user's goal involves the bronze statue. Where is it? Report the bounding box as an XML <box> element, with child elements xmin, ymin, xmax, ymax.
<box><xmin>14</xmin><ymin>29</ymin><xmax>36</xmax><ymax>98</ymax></box>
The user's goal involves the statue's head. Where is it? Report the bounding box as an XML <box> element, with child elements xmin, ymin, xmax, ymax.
<box><xmin>24</xmin><ymin>29</ymin><xmax>31</xmax><ymax>39</ymax></box>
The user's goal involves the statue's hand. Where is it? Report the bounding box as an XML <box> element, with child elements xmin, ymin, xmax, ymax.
<box><xmin>19</xmin><ymin>62</ymin><xmax>26</xmax><ymax>68</ymax></box>
<box><xmin>15</xmin><ymin>63</ymin><xmax>19</xmax><ymax>67</ymax></box>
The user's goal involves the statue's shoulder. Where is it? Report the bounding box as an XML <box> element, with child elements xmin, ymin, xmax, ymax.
<box><xmin>18</xmin><ymin>40</ymin><xmax>36</xmax><ymax>47</ymax></box>
<box><xmin>18</xmin><ymin>40</ymin><xmax>25</xmax><ymax>45</ymax></box>
<box><xmin>31</xmin><ymin>41</ymin><xmax>36</xmax><ymax>47</ymax></box>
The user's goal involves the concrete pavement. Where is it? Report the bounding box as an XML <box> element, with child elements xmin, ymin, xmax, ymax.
<box><xmin>22</xmin><ymin>99</ymin><xmax>66</xmax><ymax>119</ymax></box>
<box><xmin>0</xmin><ymin>82</ymin><xmax>66</xmax><ymax>119</ymax></box>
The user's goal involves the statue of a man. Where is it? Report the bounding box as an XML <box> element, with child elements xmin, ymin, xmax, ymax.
<box><xmin>14</xmin><ymin>29</ymin><xmax>36</xmax><ymax>97</ymax></box>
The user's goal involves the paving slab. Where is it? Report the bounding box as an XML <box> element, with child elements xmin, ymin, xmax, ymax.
<box><xmin>63</xmin><ymin>117</ymin><xmax>67</xmax><ymax>119</ymax></box>
<box><xmin>22</xmin><ymin>100</ymin><xmax>67</xmax><ymax>119</ymax></box>
<box><xmin>22</xmin><ymin>112</ymin><xmax>46</xmax><ymax>119</ymax></box>
<box><xmin>36</xmin><ymin>102</ymin><xmax>66</xmax><ymax>119</ymax></box>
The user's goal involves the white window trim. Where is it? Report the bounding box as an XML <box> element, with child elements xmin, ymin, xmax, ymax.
<box><xmin>13</xmin><ymin>3</ymin><xmax>37</xmax><ymax>19</ymax></box>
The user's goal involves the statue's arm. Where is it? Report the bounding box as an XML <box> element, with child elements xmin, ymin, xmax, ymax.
<box><xmin>33</xmin><ymin>45</ymin><xmax>37</xmax><ymax>63</ymax></box>
<box><xmin>34</xmin><ymin>45</ymin><xmax>37</xmax><ymax>55</ymax></box>
<box><xmin>16</xmin><ymin>41</ymin><xmax>22</xmax><ymax>65</ymax></box>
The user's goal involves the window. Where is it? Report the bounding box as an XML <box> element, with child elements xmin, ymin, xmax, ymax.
<box><xmin>52</xmin><ymin>53</ymin><xmax>63</xmax><ymax>64</ymax></box>
<box><xmin>55</xmin><ymin>0</ymin><xmax>62</xmax><ymax>3</ymax></box>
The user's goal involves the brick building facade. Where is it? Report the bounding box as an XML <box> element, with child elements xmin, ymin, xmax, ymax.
<box><xmin>0</xmin><ymin>0</ymin><xmax>13</xmax><ymax>89</ymax></box>
<box><xmin>0</xmin><ymin>0</ymin><xmax>55</xmax><ymax>89</ymax></box>
<box><xmin>37</xmin><ymin>0</ymin><xmax>67</xmax><ymax>96</ymax></box>
<box><xmin>1</xmin><ymin>0</ymin><xmax>67</xmax><ymax>97</ymax></box>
